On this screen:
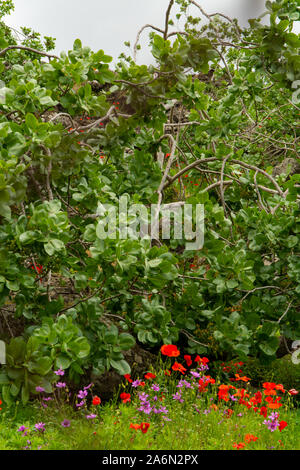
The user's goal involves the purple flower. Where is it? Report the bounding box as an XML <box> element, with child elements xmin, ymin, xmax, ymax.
<box><xmin>172</xmin><ymin>392</ymin><xmax>184</xmax><ymax>403</ymax></box>
<box><xmin>132</xmin><ymin>379</ymin><xmax>141</xmax><ymax>388</ymax></box>
<box><xmin>61</xmin><ymin>419</ymin><xmax>71</xmax><ymax>428</ymax></box>
<box><xmin>77</xmin><ymin>389</ymin><xmax>88</xmax><ymax>399</ymax></box>
<box><xmin>263</xmin><ymin>418</ymin><xmax>279</xmax><ymax>432</ymax></box>
<box><xmin>151</xmin><ymin>384</ymin><xmax>160</xmax><ymax>392</ymax></box>
<box><xmin>177</xmin><ymin>379</ymin><xmax>193</xmax><ymax>389</ymax></box>
<box><xmin>203</xmin><ymin>409</ymin><xmax>211</xmax><ymax>415</ymax></box>
<box><xmin>35</xmin><ymin>386</ymin><xmax>45</xmax><ymax>393</ymax></box>
<box><xmin>54</xmin><ymin>369</ymin><xmax>65</xmax><ymax>376</ymax></box>
<box><xmin>190</xmin><ymin>371</ymin><xmax>201</xmax><ymax>378</ymax></box>
<box><xmin>17</xmin><ymin>426</ymin><xmax>27</xmax><ymax>433</ymax></box>
<box><xmin>76</xmin><ymin>400</ymin><xmax>85</xmax><ymax>408</ymax></box>
<box><xmin>138</xmin><ymin>403</ymin><xmax>152</xmax><ymax>414</ymax></box>
<box><xmin>35</xmin><ymin>422</ymin><xmax>46</xmax><ymax>433</ymax></box>
<box><xmin>162</xmin><ymin>416</ymin><xmax>172</xmax><ymax>422</ymax></box>
<box><xmin>151</xmin><ymin>407</ymin><xmax>159</xmax><ymax>414</ymax></box>
<box><xmin>86</xmin><ymin>414</ymin><xmax>97</xmax><ymax>420</ymax></box>
<box><xmin>177</xmin><ymin>380</ymin><xmax>184</xmax><ymax>389</ymax></box>
<box><xmin>43</xmin><ymin>397</ymin><xmax>53</xmax><ymax>402</ymax></box>
<box><xmin>84</xmin><ymin>383</ymin><xmax>93</xmax><ymax>390</ymax></box>
<box><xmin>197</xmin><ymin>364</ymin><xmax>209</xmax><ymax>372</ymax></box>
<box><xmin>263</xmin><ymin>412</ymin><xmax>280</xmax><ymax>432</ymax></box>
<box><xmin>138</xmin><ymin>392</ymin><xmax>149</xmax><ymax>402</ymax></box>
<box><xmin>158</xmin><ymin>406</ymin><xmax>168</xmax><ymax>414</ymax></box>
<box><xmin>56</xmin><ymin>382</ymin><xmax>66</xmax><ymax>389</ymax></box>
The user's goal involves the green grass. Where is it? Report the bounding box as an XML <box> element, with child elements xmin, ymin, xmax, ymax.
<box><xmin>0</xmin><ymin>373</ymin><xmax>299</xmax><ymax>450</ymax></box>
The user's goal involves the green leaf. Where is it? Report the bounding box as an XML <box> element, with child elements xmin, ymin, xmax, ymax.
<box><xmin>118</xmin><ymin>333</ymin><xmax>135</xmax><ymax>350</ymax></box>
<box><xmin>25</xmin><ymin>113</ymin><xmax>38</xmax><ymax>130</ymax></box>
<box><xmin>27</xmin><ymin>356</ymin><xmax>53</xmax><ymax>375</ymax></box>
<box><xmin>21</xmin><ymin>384</ymin><xmax>29</xmax><ymax>405</ymax></box>
<box><xmin>19</xmin><ymin>231</ymin><xmax>39</xmax><ymax>244</ymax></box>
<box><xmin>1</xmin><ymin>385</ymin><xmax>12</xmax><ymax>405</ymax></box>
<box><xmin>70</xmin><ymin>337</ymin><xmax>90</xmax><ymax>358</ymax></box>
<box><xmin>44</xmin><ymin>238</ymin><xmax>65</xmax><ymax>255</ymax></box>
<box><xmin>0</xmin><ymin>373</ymin><xmax>9</xmax><ymax>385</ymax></box>
<box><xmin>55</xmin><ymin>355</ymin><xmax>72</xmax><ymax>369</ymax></box>
<box><xmin>110</xmin><ymin>359</ymin><xmax>131</xmax><ymax>375</ymax></box>
<box><xmin>259</xmin><ymin>337</ymin><xmax>279</xmax><ymax>356</ymax></box>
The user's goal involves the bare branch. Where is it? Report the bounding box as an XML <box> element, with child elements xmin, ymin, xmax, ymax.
<box><xmin>0</xmin><ymin>45</ymin><xmax>58</xmax><ymax>59</ymax></box>
<box><xmin>164</xmin><ymin>0</ymin><xmax>175</xmax><ymax>40</ymax></box>
<box><xmin>254</xmin><ymin>170</ymin><xmax>268</xmax><ymax>212</ymax></box>
<box><xmin>133</xmin><ymin>24</ymin><xmax>164</xmax><ymax>61</ymax></box>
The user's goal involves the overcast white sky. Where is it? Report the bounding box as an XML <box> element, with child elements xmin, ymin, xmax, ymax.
<box><xmin>4</xmin><ymin>0</ymin><xmax>297</xmax><ymax>65</ymax></box>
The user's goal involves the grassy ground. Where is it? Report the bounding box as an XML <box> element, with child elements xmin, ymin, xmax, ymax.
<box><xmin>0</xmin><ymin>359</ymin><xmax>299</xmax><ymax>451</ymax></box>
<box><xmin>0</xmin><ymin>400</ymin><xmax>299</xmax><ymax>450</ymax></box>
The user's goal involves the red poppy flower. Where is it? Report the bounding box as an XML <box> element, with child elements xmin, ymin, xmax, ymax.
<box><xmin>265</xmin><ymin>396</ymin><xmax>282</xmax><ymax>409</ymax></box>
<box><xmin>92</xmin><ymin>396</ymin><xmax>101</xmax><ymax>406</ymax></box>
<box><xmin>160</xmin><ymin>344</ymin><xmax>180</xmax><ymax>357</ymax></box>
<box><xmin>172</xmin><ymin>362</ymin><xmax>187</xmax><ymax>375</ymax></box>
<box><xmin>234</xmin><ymin>388</ymin><xmax>248</xmax><ymax>399</ymax></box>
<box><xmin>184</xmin><ymin>355</ymin><xmax>192</xmax><ymax>366</ymax></box>
<box><xmin>260</xmin><ymin>406</ymin><xmax>268</xmax><ymax>418</ymax></box>
<box><xmin>245</xmin><ymin>434</ymin><xmax>258</xmax><ymax>443</ymax></box>
<box><xmin>263</xmin><ymin>382</ymin><xmax>277</xmax><ymax>391</ymax></box>
<box><xmin>124</xmin><ymin>374</ymin><xmax>133</xmax><ymax>383</ymax></box>
<box><xmin>234</xmin><ymin>373</ymin><xmax>250</xmax><ymax>383</ymax></box>
<box><xmin>130</xmin><ymin>423</ymin><xmax>140</xmax><ymax>430</ymax></box>
<box><xmin>140</xmin><ymin>422</ymin><xmax>150</xmax><ymax>434</ymax></box>
<box><xmin>144</xmin><ymin>372</ymin><xmax>156</xmax><ymax>380</ymax></box>
<box><xmin>254</xmin><ymin>391</ymin><xmax>262</xmax><ymax>404</ymax></box>
<box><xmin>199</xmin><ymin>375</ymin><xmax>215</xmax><ymax>392</ymax></box>
<box><xmin>279</xmin><ymin>421</ymin><xmax>288</xmax><ymax>432</ymax></box>
<box><xmin>233</xmin><ymin>442</ymin><xmax>246</xmax><ymax>450</ymax></box>
<box><xmin>218</xmin><ymin>384</ymin><xmax>235</xmax><ymax>401</ymax></box>
<box><xmin>288</xmin><ymin>388</ymin><xmax>298</xmax><ymax>395</ymax></box>
<box><xmin>264</xmin><ymin>388</ymin><xmax>277</xmax><ymax>396</ymax></box>
<box><xmin>194</xmin><ymin>356</ymin><xmax>209</xmax><ymax>364</ymax></box>
<box><xmin>120</xmin><ymin>393</ymin><xmax>131</xmax><ymax>403</ymax></box>
<box><xmin>226</xmin><ymin>409</ymin><xmax>234</xmax><ymax>418</ymax></box>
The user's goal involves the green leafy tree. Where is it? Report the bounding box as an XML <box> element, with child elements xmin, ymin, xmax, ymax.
<box><xmin>0</xmin><ymin>0</ymin><xmax>299</xmax><ymax>404</ymax></box>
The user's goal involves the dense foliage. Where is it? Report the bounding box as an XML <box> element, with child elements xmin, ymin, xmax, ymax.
<box><xmin>0</xmin><ymin>0</ymin><xmax>299</xmax><ymax>404</ymax></box>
